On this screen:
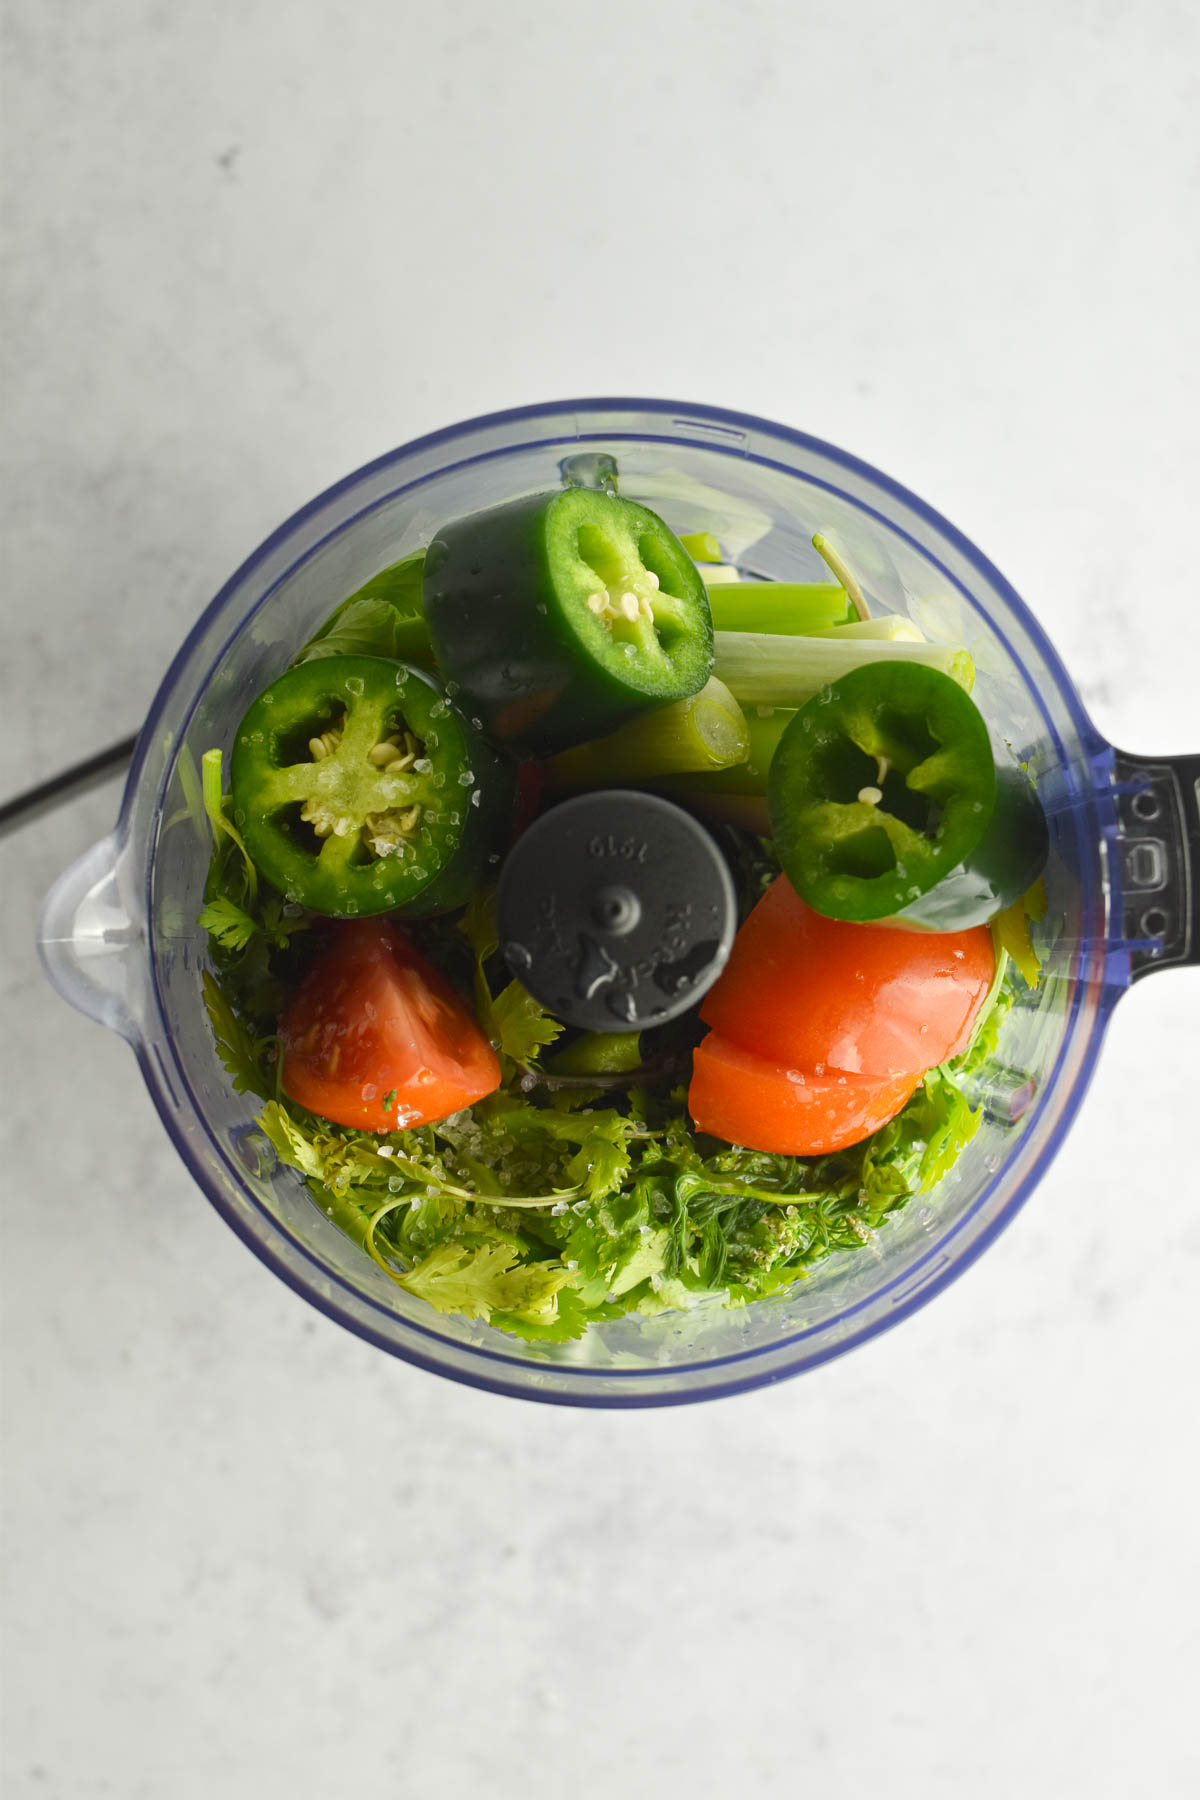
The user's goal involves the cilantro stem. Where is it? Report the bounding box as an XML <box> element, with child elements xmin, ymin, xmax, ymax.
<box><xmin>370</xmin><ymin>1152</ymin><xmax>583</xmax><ymax>1212</ymax></box>
<box><xmin>453</xmin><ymin>1184</ymin><xmax>585</xmax><ymax>1209</ymax></box>
<box><xmin>263</xmin><ymin>1035</ymin><xmax>284</xmax><ymax>1103</ymax></box>
<box><xmin>516</xmin><ymin>1058</ymin><xmax>683</xmax><ymax>1094</ymax></box>
<box><xmin>364</xmin><ymin>1196</ymin><xmax>414</xmax><ymax>1278</ymax></box>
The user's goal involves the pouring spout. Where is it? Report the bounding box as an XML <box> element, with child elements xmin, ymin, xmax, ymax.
<box><xmin>37</xmin><ymin>832</ymin><xmax>144</xmax><ymax>1040</ymax></box>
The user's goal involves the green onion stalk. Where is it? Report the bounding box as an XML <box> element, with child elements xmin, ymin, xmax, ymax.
<box><xmin>814</xmin><ymin>613</ymin><xmax>925</xmax><ymax>642</ymax></box>
<box><xmin>712</xmin><ymin>631</ymin><xmax>974</xmax><ymax>705</ymax></box>
<box><xmin>648</xmin><ymin>705</ymin><xmax>792</xmax><ymax>835</ymax></box>
<box><xmin>704</xmin><ymin>582</ymin><xmax>854</xmax><ymax>635</ymax></box>
<box><xmin>541</xmin><ymin>676</ymin><xmax>750</xmax><ymax>791</ymax></box>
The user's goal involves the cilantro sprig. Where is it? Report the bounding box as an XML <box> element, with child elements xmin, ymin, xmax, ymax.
<box><xmin>458</xmin><ymin>887</ymin><xmax>564</xmax><ymax>1072</ymax></box>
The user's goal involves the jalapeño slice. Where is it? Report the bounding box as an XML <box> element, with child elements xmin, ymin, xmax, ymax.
<box><xmin>423</xmin><ymin>487</ymin><xmax>714</xmax><ymax>755</ymax></box>
<box><xmin>229</xmin><ymin>655</ymin><xmax>516</xmax><ymax>918</ymax></box>
<box><xmin>768</xmin><ymin>661</ymin><xmax>999</xmax><ymax>925</ymax></box>
<box><xmin>894</xmin><ymin>758</ymin><xmax>1049</xmax><ymax>931</ymax></box>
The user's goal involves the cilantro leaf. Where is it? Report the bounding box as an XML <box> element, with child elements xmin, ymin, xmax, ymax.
<box><xmin>459</xmin><ymin>884</ymin><xmax>500</xmax><ymax>1032</ymax></box>
<box><xmin>198</xmin><ymin>895</ymin><xmax>258</xmax><ymax>953</ymax></box>
<box><xmin>257</xmin><ymin>892</ymin><xmax>310</xmax><ymax>945</ymax></box>
<box><xmin>298</xmin><ymin>595</ymin><xmax>409</xmax><ymax>661</ymax></box>
<box><xmin>397</xmin><ymin>1241</ymin><xmax>572</xmax><ymax>1324</ymax></box>
<box><xmin>642</xmin><ymin>1269</ymin><xmax>724</xmax><ymax>1312</ymax></box>
<box><xmin>296</xmin><ymin>552</ymin><xmax>433</xmax><ymax>666</ymax></box>
<box><xmin>202</xmin><ymin>971</ymin><xmax>270</xmax><ymax>1098</ymax></box>
<box><xmin>434</xmin><ymin>1101</ymin><xmax>641</xmax><ymax>1217</ymax></box>
<box><xmin>490</xmin><ymin>1286</ymin><xmax>629</xmax><ymax>1343</ymax></box>
<box><xmin>491</xmin><ymin>1285</ymin><xmax>591</xmax><ymax>1342</ymax></box>
<box><xmin>345</xmin><ymin>548</ymin><xmax>426</xmax><ymax>613</ymax></box>
<box><xmin>458</xmin><ymin>887</ymin><xmax>564</xmax><ymax>1070</ymax></box>
<box><xmin>251</xmin><ymin>1102</ymin><xmax>417</xmax><ymax>1260</ymax></box>
<box><xmin>258</xmin><ymin>1099</ymin><xmax>327</xmax><ymax>1179</ymax></box>
<box><xmin>198</xmin><ymin>756</ymin><xmax>310</xmax><ymax>969</ymax></box>
<box><xmin>565</xmin><ymin>1179</ymin><xmax>660</xmax><ymax>1304</ymax></box>
<box><xmin>564</xmin><ymin>1117</ymin><xmax>632</xmax><ymax>1200</ymax></box>
<box><xmin>915</xmin><ymin>1067</ymin><xmax>982</xmax><ymax>1186</ymax></box>
<box><xmin>492</xmin><ymin>979</ymin><xmax>564</xmax><ymax>1067</ymax></box>
<box><xmin>611</xmin><ymin>1228</ymin><xmax>670</xmax><ymax>1297</ymax></box>
<box><xmin>459</xmin><ymin>884</ymin><xmax>498</xmax><ymax>956</ymax></box>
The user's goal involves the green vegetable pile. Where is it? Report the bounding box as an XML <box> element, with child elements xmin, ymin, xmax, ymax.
<box><xmin>198</xmin><ymin>488</ymin><xmax>1043</xmax><ymax>1343</ymax></box>
<box><xmin>201</xmin><ymin>797</ymin><xmax>1020</xmax><ymax>1342</ymax></box>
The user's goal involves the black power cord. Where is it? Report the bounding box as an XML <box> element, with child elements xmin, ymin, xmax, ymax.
<box><xmin>0</xmin><ymin>735</ymin><xmax>138</xmax><ymax>839</ymax></box>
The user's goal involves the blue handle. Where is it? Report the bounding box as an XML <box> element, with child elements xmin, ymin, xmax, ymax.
<box><xmin>1111</xmin><ymin>749</ymin><xmax>1200</xmax><ymax>979</ymax></box>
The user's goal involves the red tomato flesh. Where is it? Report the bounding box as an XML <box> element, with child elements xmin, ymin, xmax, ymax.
<box><xmin>701</xmin><ymin>875</ymin><xmax>994</xmax><ymax>1079</ymax></box>
<box><xmin>280</xmin><ymin>920</ymin><xmax>500</xmax><ymax>1132</ymax></box>
<box><xmin>690</xmin><ymin>1032</ymin><xmax>917</xmax><ymax>1156</ymax></box>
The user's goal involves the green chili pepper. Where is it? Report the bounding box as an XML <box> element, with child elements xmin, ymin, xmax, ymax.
<box><xmin>229</xmin><ymin>655</ymin><xmax>516</xmax><ymax>918</ymax></box>
<box><xmin>767</xmin><ymin>660</ymin><xmax>1047</xmax><ymax>929</ymax></box>
<box><xmin>895</xmin><ymin>759</ymin><xmax>1048</xmax><ymax>930</ymax></box>
<box><xmin>423</xmin><ymin>488</ymin><xmax>714</xmax><ymax>754</ymax></box>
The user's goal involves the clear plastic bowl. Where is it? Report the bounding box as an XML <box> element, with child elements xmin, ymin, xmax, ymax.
<box><xmin>37</xmin><ymin>400</ymin><xmax>1200</xmax><ymax>1405</ymax></box>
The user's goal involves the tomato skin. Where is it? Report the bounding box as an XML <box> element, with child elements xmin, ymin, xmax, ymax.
<box><xmin>700</xmin><ymin>875</ymin><xmax>994</xmax><ymax>1078</ymax></box>
<box><xmin>280</xmin><ymin>920</ymin><xmax>500</xmax><ymax>1132</ymax></box>
<box><xmin>689</xmin><ymin>1032</ymin><xmax>917</xmax><ymax>1156</ymax></box>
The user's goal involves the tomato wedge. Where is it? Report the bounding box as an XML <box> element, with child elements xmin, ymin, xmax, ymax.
<box><xmin>280</xmin><ymin>919</ymin><xmax>500</xmax><ymax>1132</ymax></box>
<box><xmin>700</xmin><ymin>875</ymin><xmax>994</xmax><ymax>1078</ymax></box>
<box><xmin>690</xmin><ymin>1032</ymin><xmax>917</xmax><ymax>1156</ymax></box>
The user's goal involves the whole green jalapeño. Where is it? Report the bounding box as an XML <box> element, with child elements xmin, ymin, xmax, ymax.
<box><xmin>423</xmin><ymin>487</ymin><xmax>714</xmax><ymax>755</ymax></box>
<box><xmin>229</xmin><ymin>655</ymin><xmax>516</xmax><ymax>918</ymax></box>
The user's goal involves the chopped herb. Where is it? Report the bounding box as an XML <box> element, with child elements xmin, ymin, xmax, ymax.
<box><xmin>198</xmin><ymin>895</ymin><xmax>259</xmax><ymax>954</ymax></box>
<box><xmin>202</xmin><ymin>971</ymin><xmax>271</xmax><ymax>1099</ymax></box>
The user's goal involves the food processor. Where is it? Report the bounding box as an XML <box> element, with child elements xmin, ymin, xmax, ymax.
<box><xmin>36</xmin><ymin>399</ymin><xmax>1200</xmax><ymax>1406</ymax></box>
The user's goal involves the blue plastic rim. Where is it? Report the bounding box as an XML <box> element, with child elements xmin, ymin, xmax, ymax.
<box><xmin>102</xmin><ymin>399</ymin><xmax>1124</xmax><ymax>1405</ymax></box>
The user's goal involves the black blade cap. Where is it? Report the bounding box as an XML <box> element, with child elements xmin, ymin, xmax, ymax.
<box><xmin>496</xmin><ymin>789</ymin><xmax>737</xmax><ymax>1031</ymax></box>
